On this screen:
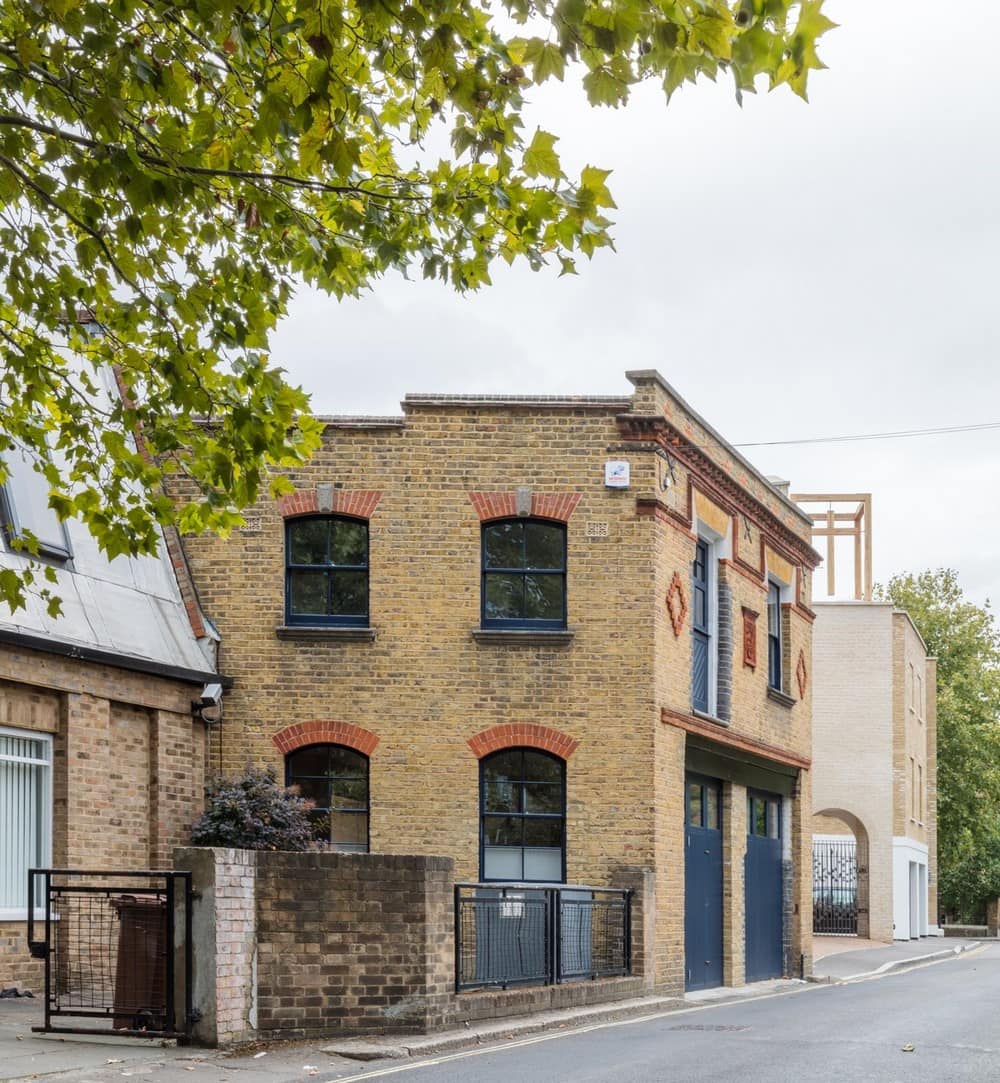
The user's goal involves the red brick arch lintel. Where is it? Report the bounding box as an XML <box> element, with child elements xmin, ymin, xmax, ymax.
<box><xmin>467</xmin><ymin>724</ymin><xmax>579</xmax><ymax>761</ymax></box>
<box><xmin>273</xmin><ymin>721</ymin><xmax>380</xmax><ymax>757</ymax></box>
<box><xmin>467</xmin><ymin>492</ymin><xmax>581</xmax><ymax>524</ymax></box>
<box><xmin>278</xmin><ymin>489</ymin><xmax>383</xmax><ymax>520</ymax></box>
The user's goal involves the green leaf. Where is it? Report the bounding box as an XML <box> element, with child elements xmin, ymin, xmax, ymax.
<box><xmin>523</xmin><ymin>129</ymin><xmax>562</xmax><ymax>180</ymax></box>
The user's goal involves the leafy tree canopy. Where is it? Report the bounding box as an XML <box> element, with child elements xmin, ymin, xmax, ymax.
<box><xmin>0</xmin><ymin>0</ymin><xmax>832</xmax><ymax>614</ymax></box>
<box><xmin>877</xmin><ymin>569</ymin><xmax>1000</xmax><ymax>920</ymax></box>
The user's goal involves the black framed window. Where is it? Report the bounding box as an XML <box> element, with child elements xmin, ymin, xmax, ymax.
<box><xmin>285</xmin><ymin>744</ymin><xmax>369</xmax><ymax>851</ymax></box>
<box><xmin>285</xmin><ymin>516</ymin><xmax>368</xmax><ymax>625</ymax></box>
<box><xmin>482</xmin><ymin>519</ymin><xmax>566</xmax><ymax>629</ymax></box>
<box><xmin>767</xmin><ymin>581</ymin><xmax>782</xmax><ymax>690</ymax></box>
<box><xmin>480</xmin><ymin>748</ymin><xmax>565</xmax><ymax>882</ymax></box>
<box><xmin>748</xmin><ymin>791</ymin><xmax>781</xmax><ymax>839</ymax></box>
<box><xmin>0</xmin><ymin>448</ymin><xmax>71</xmax><ymax>561</ymax></box>
<box><xmin>692</xmin><ymin>539</ymin><xmax>711</xmax><ymax>712</ymax></box>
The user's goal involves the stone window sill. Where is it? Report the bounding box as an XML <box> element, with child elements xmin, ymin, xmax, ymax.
<box><xmin>767</xmin><ymin>687</ymin><xmax>796</xmax><ymax>709</ymax></box>
<box><xmin>472</xmin><ymin>628</ymin><xmax>575</xmax><ymax>646</ymax></box>
<box><xmin>692</xmin><ymin>709</ymin><xmax>731</xmax><ymax>729</ymax></box>
<box><xmin>275</xmin><ymin>626</ymin><xmax>377</xmax><ymax>642</ymax></box>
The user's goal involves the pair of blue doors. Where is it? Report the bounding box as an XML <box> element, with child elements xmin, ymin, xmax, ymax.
<box><xmin>684</xmin><ymin>777</ymin><xmax>784</xmax><ymax>990</ymax></box>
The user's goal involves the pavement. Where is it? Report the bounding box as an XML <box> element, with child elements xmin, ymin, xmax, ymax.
<box><xmin>0</xmin><ymin>935</ymin><xmax>986</xmax><ymax>1082</ymax></box>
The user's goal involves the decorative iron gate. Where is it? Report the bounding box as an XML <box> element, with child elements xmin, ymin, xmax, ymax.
<box><xmin>27</xmin><ymin>869</ymin><xmax>193</xmax><ymax>1038</ymax></box>
<box><xmin>812</xmin><ymin>840</ymin><xmax>858</xmax><ymax>935</ymax></box>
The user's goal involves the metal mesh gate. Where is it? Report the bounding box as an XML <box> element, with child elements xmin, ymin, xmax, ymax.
<box><xmin>812</xmin><ymin>840</ymin><xmax>858</xmax><ymax>935</ymax></box>
<box><xmin>27</xmin><ymin>869</ymin><xmax>193</xmax><ymax>1038</ymax></box>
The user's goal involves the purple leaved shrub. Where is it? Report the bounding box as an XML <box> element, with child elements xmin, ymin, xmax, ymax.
<box><xmin>190</xmin><ymin>765</ymin><xmax>315</xmax><ymax>851</ymax></box>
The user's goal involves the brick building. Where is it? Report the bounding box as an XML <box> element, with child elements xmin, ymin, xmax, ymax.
<box><xmin>180</xmin><ymin>369</ymin><xmax>820</xmax><ymax>994</ymax></box>
<box><xmin>0</xmin><ymin>436</ymin><xmax>217</xmax><ymax>988</ymax></box>
<box><xmin>811</xmin><ymin>602</ymin><xmax>938</xmax><ymax>940</ymax></box>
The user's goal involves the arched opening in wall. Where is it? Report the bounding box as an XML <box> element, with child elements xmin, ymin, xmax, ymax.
<box><xmin>812</xmin><ymin>809</ymin><xmax>871</xmax><ymax>939</ymax></box>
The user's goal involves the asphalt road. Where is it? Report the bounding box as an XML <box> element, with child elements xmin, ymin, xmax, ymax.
<box><xmin>327</xmin><ymin>945</ymin><xmax>1000</xmax><ymax>1083</ymax></box>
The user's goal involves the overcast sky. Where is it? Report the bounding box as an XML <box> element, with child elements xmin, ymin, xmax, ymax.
<box><xmin>271</xmin><ymin>0</ymin><xmax>1000</xmax><ymax>609</ymax></box>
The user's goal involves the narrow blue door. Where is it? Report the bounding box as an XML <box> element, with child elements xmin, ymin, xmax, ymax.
<box><xmin>684</xmin><ymin>776</ymin><xmax>723</xmax><ymax>991</ymax></box>
<box><xmin>745</xmin><ymin>791</ymin><xmax>784</xmax><ymax>982</ymax></box>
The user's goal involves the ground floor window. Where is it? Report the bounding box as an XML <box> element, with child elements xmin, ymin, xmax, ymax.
<box><xmin>0</xmin><ymin>728</ymin><xmax>51</xmax><ymax>915</ymax></box>
<box><xmin>480</xmin><ymin>748</ymin><xmax>565</xmax><ymax>882</ymax></box>
<box><xmin>285</xmin><ymin>744</ymin><xmax>369</xmax><ymax>852</ymax></box>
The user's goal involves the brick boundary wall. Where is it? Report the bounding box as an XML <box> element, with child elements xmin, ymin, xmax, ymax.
<box><xmin>177</xmin><ymin>848</ymin><xmax>648</xmax><ymax>1046</ymax></box>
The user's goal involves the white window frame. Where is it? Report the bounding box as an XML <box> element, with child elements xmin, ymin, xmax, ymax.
<box><xmin>0</xmin><ymin>726</ymin><xmax>53</xmax><ymax>920</ymax></box>
<box><xmin>693</xmin><ymin>522</ymin><xmax>730</xmax><ymax>719</ymax></box>
<box><xmin>765</xmin><ymin>565</ymin><xmax>794</xmax><ymax>694</ymax></box>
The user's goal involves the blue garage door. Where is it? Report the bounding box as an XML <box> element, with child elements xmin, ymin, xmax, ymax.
<box><xmin>684</xmin><ymin>775</ymin><xmax>723</xmax><ymax>991</ymax></box>
<box><xmin>745</xmin><ymin>791</ymin><xmax>784</xmax><ymax>982</ymax></box>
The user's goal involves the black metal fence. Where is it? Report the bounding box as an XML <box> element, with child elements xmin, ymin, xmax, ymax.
<box><xmin>812</xmin><ymin>840</ymin><xmax>858</xmax><ymax>935</ymax></box>
<box><xmin>27</xmin><ymin>869</ymin><xmax>193</xmax><ymax>1038</ymax></box>
<box><xmin>455</xmin><ymin>883</ymin><xmax>631</xmax><ymax>991</ymax></box>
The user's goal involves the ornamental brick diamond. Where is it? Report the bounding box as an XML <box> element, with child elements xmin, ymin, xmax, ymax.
<box><xmin>796</xmin><ymin>650</ymin><xmax>808</xmax><ymax>698</ymax></box>
<box><xmin>666</xmin><ymin>571</ymin><xmax>688</xmax><ymax>637</ymax></box>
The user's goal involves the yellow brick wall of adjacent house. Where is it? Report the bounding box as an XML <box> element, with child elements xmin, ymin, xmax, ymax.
<box><xmin>0</xmin><ymin>650</ymin><xmax>208</xmax><ymax>989</ymax></box>
<box><xmin>180</xmin><ymin>374</ymin><xmax>817</xmax><ymax>994</ymax></box>
<box><xmin>894</xmin><ymin>612</ymin><xmax>930</xmax><ymax>844</ymax></box>
<box><xmin>811</xmin><ymin>602</ymin><xmax>895</xmax><ymax>942</ymax></box>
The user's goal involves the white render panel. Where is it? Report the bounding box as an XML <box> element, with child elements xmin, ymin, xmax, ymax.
<box><xmin>892</xmin><ymin>837</ymin><xmax>929</xmax><ymax>939</ymax></box>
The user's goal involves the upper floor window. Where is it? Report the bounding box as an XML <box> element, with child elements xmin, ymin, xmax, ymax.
<box><xmin>482</xmin><ymin>519</ymin><xmax>566</xmax><ymax>629</ymax></box>
<box><xmin>767</xmin><ymin>581</ymin><xmax>782</xmax><ymax>691</ymax></box>
<box><xmin>285</xmin><ymin>743</ymin><xmax>369</xmax><ymax>851</ymax></box>
<box><xmin>480</xmin><ymin>748</ymin><xmax>565</xmax><ymax>882</ymax></box>
<box><xmin>0</xmin><ymin>448</ymin><xmax>70</xmax><ymax>561</ymax></box>
<box><xmin>692</xmin><ymin>538</ymin><xmax>715</xmax><ymax>714</ymax></box>
<box><xmin>285</xmin><ymin>516</ymin><xmax>368</xmax><ymax>626</ymax></box>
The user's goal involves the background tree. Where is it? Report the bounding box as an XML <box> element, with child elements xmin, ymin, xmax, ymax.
<box><xmin>0</xmin><ymin>0</ymin><xmax>832</xmax><ymax>613</ymax></box>
<box><xmin>877</xmin><ymin>569</ymin><xmax>1000</xmax><ymax>921</ymax></box>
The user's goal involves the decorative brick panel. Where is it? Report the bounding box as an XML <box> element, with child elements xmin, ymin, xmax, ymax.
<box><xmin>278</xmin><ymin>489</ymin><xmax>383</xmax><ymax>520</ymax></box>
<box><xmin>796</xmin><ymin>649</ymin><xmax>808</xmax><ymax>698</ymax></box>
<box><xmin>272</xmin><ymin>720</ymin><xmax>380</xmax><ymax>756</ymax></box>
<box><xmin>467</xmin><ymin>723</ymin><xmax>580</xmax><ymax>760</ymax></box>
<box><xmin>742</xmin><ymin>607</ymin><xmax>759</xmax><ymax>669</ymax></box>
<box><xmin>666</xmin><ymin>571</ymin><xmax>687</xmax><ymax>637</ymax></box>
<box><xmin>467</xmin><ymin>491</ymin><xmax>581</xmax><ymax>523</ymax></box>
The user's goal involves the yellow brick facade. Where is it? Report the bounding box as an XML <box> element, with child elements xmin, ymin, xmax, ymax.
<box><xmin>182</xmin><ymin>369</ymin><xmax>819</xmax><ymax>994</ymax></box>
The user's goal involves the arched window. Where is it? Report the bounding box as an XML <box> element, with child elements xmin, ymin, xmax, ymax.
<box><xmin>480</xmin><ymin>748</ymin><xmax>565</xmax><ymax>882</ymax></box>
<box><xmin>285</xmin><ymin>516</ymin><xmax>368</xmax><ymax>626</ymax></box>
<box><xmin>285</xmin><ymin>744</ymin><xmax>369</xmax><ymax>851</ymax></box>
<box><xmin>482</xmin><ymin>519</ymin><xmax>566</xmax><ymax>629</ymax></box>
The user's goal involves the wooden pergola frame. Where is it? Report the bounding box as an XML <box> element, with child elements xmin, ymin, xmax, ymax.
<box><xmin>789</xmin><ymin>493</ymin><xmax>872</xmax><ymax>601</ymax></box>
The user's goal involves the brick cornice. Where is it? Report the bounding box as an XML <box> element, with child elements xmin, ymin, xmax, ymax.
<box><xmin>660</xmin><ymin>707</ymin><xmax>811</xmax><ymax>770</ymax></box>
<box><xmin>467</xmin><ymin>492</ymin><xmax>581</xmax><ymax>523</ymax></box>
<box><xmin>272</xmin><ymin>720</ymin><xmax>380</xmax><ymax>757</ymax></box>
<box><xmin>467</xmin><ymin>724</ymin><xmax>580</xmax><ymax>760</ymax></box>
<box><xmin>634</xmin><ymin>497</ymin><xmax>696</xmax><ymax>538</ymax></box>
<box><xmin>278</xmin><ymin>489</ymin><xmax>383</xmax><ymax>520</ymax></box>
<box><xmin>617</xmin><ymin>415</ymin><xmax>820</xmax><ymax>570</ymax></box>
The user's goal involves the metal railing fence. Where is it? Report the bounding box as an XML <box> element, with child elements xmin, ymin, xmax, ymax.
<box><xmin>455</xmin><ymin>883</ymin><xmax>631</xmax><ymax>992</ymax></box>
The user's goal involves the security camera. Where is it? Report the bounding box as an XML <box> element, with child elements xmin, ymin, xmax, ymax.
<box><xmin>192</xmin><ymin>682</ymin><xmax>223</xmax><ymax>724</ymax></box>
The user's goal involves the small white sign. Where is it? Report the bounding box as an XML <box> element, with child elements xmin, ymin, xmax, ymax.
<box><xmin>604</xmin><ymin>460</ymin><xmax>630</xmax><ymax>489</ymax></box>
